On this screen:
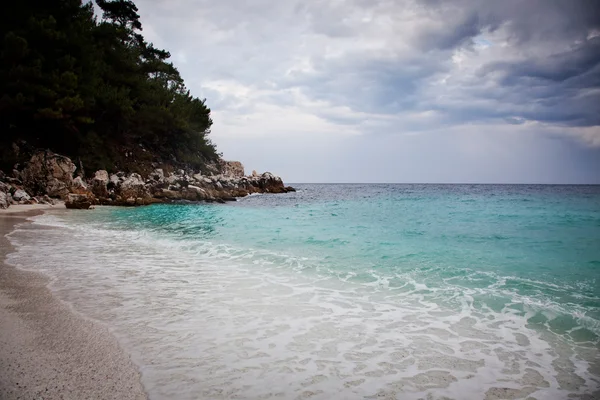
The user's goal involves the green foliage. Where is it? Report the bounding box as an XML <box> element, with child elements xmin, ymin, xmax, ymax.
<box><xmin>0</xmin><ymin>0</ymin><xmax>218</xmax><ymax>175</ymax></box>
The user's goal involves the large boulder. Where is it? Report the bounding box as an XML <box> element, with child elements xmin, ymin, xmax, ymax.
<box><xmin>90</xmin><ymin>170</ymin><xmax>109</xmax><ymax>198</ymax></box>
<box><xmin>21</xmin><ymin>150</ymin><xmax>76</xmax><ymax>198</ymax></box>
<box><xmin>12</xmin><ymin>189</ymin><xmax>31</xmax><ymax>202</ymax></box>
<box><xmin>184</xmin><ymin>185</ymin><xmax>208</xmax><ymax>200</ymax></box>
<box><xmin>117</xmin><ymin>173</ymin><xmax>150</xmax><ymax>200</ymax></box>
<box><xmin>257</xmin><ymin>172</ymin><xmax>286</xmax><ymax>193</ymax></box>
<box><xmin>65</xmin><ymin>193</ymin><xmax>92</xmax><ymax>209</ymax></box>
<box><xmin>220</xmin><ymin>160</ymin><xmax>245</xmax><ymax>178</ymax></box>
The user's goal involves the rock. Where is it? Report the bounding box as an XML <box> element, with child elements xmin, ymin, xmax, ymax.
<box><xmin>65</xmin><ymin>194</ymin><xmax>92</xmax><ymax>209</ymax></box>
<box><xmin>12</xmin><ymin>189</ymin><xmax>31</xmax><ymax>202</ymax></box>
<box><xmin>165</xmin><ymin>174</ymin><xmax>178</xmax><ymax>184</ymax></box>
<box><xmin>91</xmin><ymin>170</ymin><xmax>109</xmax><ymax>198</ymax></box>
<box><xmin>187</xmin><ymin>185</ymin><xmax>206</xmax><ymax>195</ymax></box>
<box><xmin>232</xmin><ymin>189</ymin><xmax>249</xmax><ymax>197</ymax></box>
<box><xmin>0</xmin><ymin>192</ymin><xmax>9</xmax><ymax>209</ymax></box>
<box><xmin>220</xmin><ymin>160</ymin><xmax>245</xmax><ymax>178</ymax></box>
<box><xmin>192</xmin><ymin>173</ymin><xmax>203</xmax><ymax>182</ymax></box>
<box><xmin>34</xmin><ymin>195</ymin><xmax>52</xmax><ymax>205</ymax></box>
<box><xmin>118</xmin><ymin>173</ymin><xmax>149</xmax><ymax>199</ymax></box>
<box><xmin>184</xmin><ymin>185</ymin><xmax>208</xmax><ymax>200</ymax></box>
<box><xmin>284</xmin><ymin>186</ymin><xmax>296</xmax><ymax>192</ymax></box>
<box><xmin>153</xmin><ymin>189</ymin><xmax>180</xmax><ymax>199</ymax></box>
<box><xmin>252</xmin><ymin>170</ymin><xmax>258</xmax><ymax>177</ymax></box>
<box><xmin>151</xmin><ymin>168</ymin><xmax>164</xmax><ymax>181</ymax></box>
<box><xmin>256</xmin><ymin>172</ymin><xmax>286</xmax><ymax>193</ymax></box>
<box><xmin>71</xmin><ymin>176</ymin><xmax>89</xmax><ymax>194</ymax></box>
<box><xmin>21</xmin><ymin>150</ymin><xmax>76</xmax><ymax>198</ymax></box>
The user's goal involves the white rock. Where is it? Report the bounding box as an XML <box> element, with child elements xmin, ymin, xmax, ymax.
<box><xmin>94</xmin><ymin>170</ymin><xmax>109</xmax><ymax>183</ymax></box>
<box><xmin>151</xmin><ymin>168</ymin><xmax>164</xmax><ymax>180</ymax></box>
<box><xmin>192</xmin><ymin>173</ymin><xmax>203</xmax><ymax>182</ymax></box>
<box><xmin>12</xmin><ymin>189</ymin><xmax>31</xmax><ymax>201</ymax></box>
<box><xmin>21</xmin><ymin>150</ymin><xmax>76</xmax><ymax>198</ymax></box>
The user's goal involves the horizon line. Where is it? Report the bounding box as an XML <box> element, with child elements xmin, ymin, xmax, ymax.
<box><xmin>285</xmin><ymin>182</ymin><xmax>600</xmax><ymax>185</ymax></box>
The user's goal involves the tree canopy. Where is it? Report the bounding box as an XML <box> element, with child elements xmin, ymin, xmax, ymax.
<box><xmin>0</xmin><ymin>0</ymin><xmax>219</xmax><ymax>174</ymax></box>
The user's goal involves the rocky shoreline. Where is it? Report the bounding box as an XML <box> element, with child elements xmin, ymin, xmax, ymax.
<box><xmin>0</xmin><ymin>150</ymin><xmax>295</xmax><ymax>210</ymax></box>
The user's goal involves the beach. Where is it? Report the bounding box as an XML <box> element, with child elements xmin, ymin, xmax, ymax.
<box><xmin>0</xmin><ymin>206</ymin><xmax>147</xmax><ymax>400</ymax></box>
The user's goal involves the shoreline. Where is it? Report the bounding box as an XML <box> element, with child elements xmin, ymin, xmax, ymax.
<box><xmin>0</xmin><ymin>208</ymin><xmax>147</xmax><ymax>400</ymax></box>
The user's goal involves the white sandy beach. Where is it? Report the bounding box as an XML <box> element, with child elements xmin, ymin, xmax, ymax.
<box><xmin>0</xmin><ymin>203</ymin><xmax>64</xmax><ymax>214</ymax></box>
<box><xmin>0</xmin><ymin>207</ymin><xmax>147</xmax><ymax>400</ymax></box>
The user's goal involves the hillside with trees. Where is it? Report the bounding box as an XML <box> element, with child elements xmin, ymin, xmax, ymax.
<box><xmin>0</xmin><ymin>0</ymin><xmax>219</xmax><ymax>176</ymax></box>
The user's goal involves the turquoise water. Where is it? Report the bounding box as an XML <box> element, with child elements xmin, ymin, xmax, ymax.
<box><xmin>7</xmin><ymin>184</ymin><xmax>600</xmax><ymax>399</ymax></box>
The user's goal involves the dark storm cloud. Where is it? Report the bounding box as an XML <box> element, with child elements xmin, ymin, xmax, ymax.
<box><xmin>135</xmin><ymin>0</ymin><xmax>600</xmax><ymax>147</ymax></box>
<box><xmin>289</xmin><ymin>0</ymin><xmax>600</xmax><ymax>130</ymax></box>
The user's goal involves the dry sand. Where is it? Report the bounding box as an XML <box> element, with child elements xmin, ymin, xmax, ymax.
<box><xmin>0</xmin><ymin>209</ymin><xmax>148</xmax><ymax>400</ymax></box>
<box><xmin>0</xmin><ymin>203</ymin><xmax>64</xmax><ymax>214</ymax></box>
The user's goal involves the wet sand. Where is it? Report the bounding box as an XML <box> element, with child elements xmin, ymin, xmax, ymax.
<box><xmin>0</xmin><ymin>208</ymin><xmax>147</xmax><ymax>400</ymax></box>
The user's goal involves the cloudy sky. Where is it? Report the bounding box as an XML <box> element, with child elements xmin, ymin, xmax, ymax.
<box><xmin>133</xmin><ymin>0</ymin><xmax>600</xmax><ymax>183</ymax></box>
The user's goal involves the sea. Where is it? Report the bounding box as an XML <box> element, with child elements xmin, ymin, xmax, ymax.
<box><xmin>6</xmin><ymin>184</ymin><xmax>600</xmax><ymax>399</ymax></box>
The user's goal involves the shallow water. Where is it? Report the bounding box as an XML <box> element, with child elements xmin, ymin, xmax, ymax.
<box><xmin>7</xmin><ymin>184</ymin><xmax>600</xmax><ymax>399</ymax></box>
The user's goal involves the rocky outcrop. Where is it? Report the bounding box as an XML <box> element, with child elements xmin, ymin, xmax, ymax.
<box><xmin>91</xmin><ymin>168</ymin><xmax>295</xmax><ymax>206</ymax></box>
<box><xmin>1</xmin><ymin>150</ymin><xmax>294</xmax><ymax>208</ymax></box>
<box><xmin>21</xmin><ymin>150</ymin><xmax>77</xmax><ymax>198</ymax></box>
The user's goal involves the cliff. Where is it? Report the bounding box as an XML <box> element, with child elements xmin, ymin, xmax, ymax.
<box><xmin>0</xmin><ymin>150</ymin><xmax>294</xmax><ymax>210</ymax></box>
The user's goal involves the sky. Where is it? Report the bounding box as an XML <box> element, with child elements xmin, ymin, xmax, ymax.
<box><xmin>132</xmin><ymin>0</ymin><xmax>600</xmax><ymax>183</ymax></box>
